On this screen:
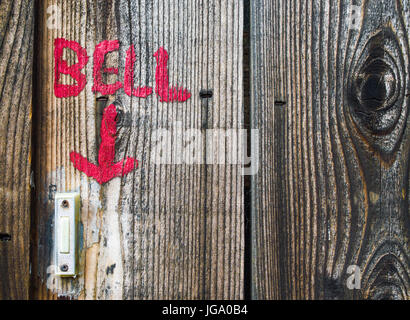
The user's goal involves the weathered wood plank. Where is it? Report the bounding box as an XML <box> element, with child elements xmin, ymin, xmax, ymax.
<box><xmin>0</xmin><ymin>0</ymin><xmax>34</xmax><ymax>300</ymax></box>
<box><xmin>251</xmin><ymin>0</ymin><xmax>409</xmax><ymax>299</ymax></box>
<box><xmin>249</xmin><ymin>0</ymin><xmax>277</xmax><ymax>299</ymax></box>
<box><xmin>32</xmin><ymin>0</ymin><xmax>243</xmax><ymax>299</ymax></box>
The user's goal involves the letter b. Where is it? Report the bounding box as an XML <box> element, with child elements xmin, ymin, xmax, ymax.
<box><xmin>54</xmin><ymin>38</ymin><xmax>89</xmax><ymax>98</ymax></box>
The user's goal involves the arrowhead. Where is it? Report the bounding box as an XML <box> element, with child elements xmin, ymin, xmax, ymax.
<box><xmin>70</xmin><ymin>152</ymin><xmax>138</xmax><ymax>184</ymax></box>
<box><xmin>98</xmin><ymin>157</ymin><xmax>138</xmax><ymax>184</ymax></box>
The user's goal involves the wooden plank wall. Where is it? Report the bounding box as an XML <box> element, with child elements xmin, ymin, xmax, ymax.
<box><xmin>0</xmin><ymin>0</ymin><xmax>34</xmax><ymax>300</ymax></box>
<box><xmin>0</xmin><ymin>0</ymin><xmax>406</xmax><ymax>301</ymax></box>
<box><xmin>31</xmin><ymin>0</ymin><xmax>243</xmax><ymax>299</ymax></box>
<box><xmin>251</xmin><ymin>0</ymin><xmax>409</xmax><ymax>299</ymax></box>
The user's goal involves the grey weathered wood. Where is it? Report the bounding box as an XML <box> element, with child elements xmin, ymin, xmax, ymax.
<box><xmin>249</xmin><ymin>0</ymin><xmax>277</xmax><ymax>299</ymax></box>
<box><xmin>0</xmin><ymin>0</ymin><xmax>34</xmax><ymax>300</ymax></box>
<box><xmin>32</xmin><ymin>0</ymin><xmax>243</xmax><ymax>299</ymax></box>
<box><xmin>251</xmin><ymin>0</ymin><xmax>409</xmax><ymax>299</ymax></box>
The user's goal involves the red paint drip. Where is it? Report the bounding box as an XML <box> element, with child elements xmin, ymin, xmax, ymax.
<box><xmin>124</xmin><ymin>45</ymin><xmax>153</xmax><ymax>97</ymax></box>
<box><xmin>92</xmin><ymin>40</ymin><xmax>123</xmax><ymax>95</ymax></box>
<box><xmin>153</xmin><ymin>47</ymin><xmax>191</xmax><ymax>102</ymax></box>
<box><xmin>70</xmin><ymin>104</ymin><xmax>138</xmax><ymax>184</ymax></box>
<box><xmin>54</xmin><ymin>38</ymin><xmax>89</xmax><ymax>98</ymax></box>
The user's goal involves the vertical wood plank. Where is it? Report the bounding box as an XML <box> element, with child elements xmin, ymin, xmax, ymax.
<box><xmin>0</xmin><ymin>0</ymin><xmax>34</xmax><ymax>300</ymax></box>
<box><xmin>32</xmin><ymin>0</ymin><xmax>243</xmax><ymax>299</ymax></box>
<box><xmin>252</xmin><ymin>0</ymin><xmax>409</xmax><ymax>299</ymax></box>
<box><xmin>250</xmin><ymin>0</ymin><xmax>278</xmax><ymax>299</ymax></box>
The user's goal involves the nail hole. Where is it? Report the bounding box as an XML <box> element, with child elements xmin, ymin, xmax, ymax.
<box><xmin>0</xmin><ymin>233</ymin><xmax>11</xmax><ymax>242</ymax></box>
<box><xmin>274</xmin><ymin>101</ymin><xmax>287</xmax><ymax>106</ymax></box>
<box><xmin>96</xmin><ymin>96</ymin><xmax>108</xmax><ymax>102</ymax></box>
<box><xmin>200</xmin><ymin>89</ymin><xmax>213</xmax><ymax>99</ymax></box>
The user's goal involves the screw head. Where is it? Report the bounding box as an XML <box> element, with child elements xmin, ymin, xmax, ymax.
<box><xmin>60</xmin><ymin>264</ymin><xmax>69</xmax><ymax>272</ymax></box>
<box><xmin>61</xmin><ymin>200</ymin><xmax>69</xmax><ymax>208</ymax></box>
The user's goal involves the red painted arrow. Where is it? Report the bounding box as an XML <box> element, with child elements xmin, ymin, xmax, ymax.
<box><xmin>70</xmin><ymin>104</ymin><xmax>138</xmax><ymax>184</ymax></box>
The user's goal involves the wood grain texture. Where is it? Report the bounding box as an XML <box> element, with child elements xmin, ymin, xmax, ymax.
<box><xmin>251</xmin><ymin>0</ymin><xmax>409</xmax><ymax>299</ymax></box>
<box><xmin>249</xmin><ymin>0</ymin><xmax>278</xmax><ymax>299</ymax></box>
<box><xmin>31</xmin><ymin>0</ymin><xmax>243</xmax><ymax>300</ymax></box>
<box><xmin>0</xmin><ymin>0</ymin><xmax>34</xmax><ymax>300</ymax></box>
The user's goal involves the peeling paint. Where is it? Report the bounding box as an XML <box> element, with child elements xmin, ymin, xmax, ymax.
<box><xmin>96</xmin><ymin>178</ymin><xmax>124</xmax><ymax>300</ymax></box>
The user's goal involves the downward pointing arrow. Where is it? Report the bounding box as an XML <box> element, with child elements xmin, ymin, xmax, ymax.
<box><xmin>70</xmin><ymin>104</ymin><xmax>138</xmax><ymax>184</ymax></box>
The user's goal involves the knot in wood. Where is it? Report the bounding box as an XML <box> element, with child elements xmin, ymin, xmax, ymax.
<box><xmin>347</xmin><ymin>28</ymin><xmax>404</xmax><ymax>135</ymax></box>
<box><xmin>345</xmin><ymin>26</ymin><xmax>408</xmax><ymax>157</ymax></box>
